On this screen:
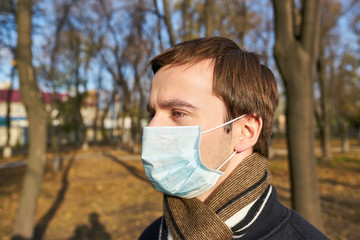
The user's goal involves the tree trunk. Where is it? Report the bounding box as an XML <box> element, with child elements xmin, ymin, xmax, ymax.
<box><xmin>13</xmin><ymin>0</ymin><xmax>48</xmax><ymax>238</ymax></box>
<box><xmin>50</xmin><ymin>121</ymin><xmax>62</xmax><ymax>172</ymax></box>
<box><xmin>47</xmin><ymin>0</ymin><xmax>75</xmax><ymax>170</ymax></box>
<box><xmin>318</xmin><ymin>43</ymin><xmax>332</xmax><ymax>161</ymax></box>
<box><xmin>179</xmin><ymin>0</ymin><xmax>192</xmax><ymax>41</ymax></box>
<box><xmin>339</xmin><ymin>116</ymin><xmax>349</xmax><ymax>153</ymax></box>
<box><xmin>3</xmin><ymin>67</ymin><xmax>14</xmax><ymax>158</ymax></box>
<box><xmin>153</xmin><ymin>0</ymin><xmax>165</xmax><ymax>51</ymax></box>
<box><xmin>93</xmin><ymin>89</ymin><xmax>100</xmax><ymax>143</ymax></box>
<box><xmin>100</xmin><ymin>90</ymin><xmax>116</xmax><ymax>144</ymax></box>
<box><xmin>162</xmin><ymin>0</ymin><xmax>176</xmax><ymax>46</ymax></box>
<box><xmin>74</xmin><ymin>73</ymin><xmax>85</xmax><ymax>148</ymax></box>
<box><xmin>237</xmin><ymin>0</ymin><xmax>248</xmax><ymax>48</ymax></box>
<box><xmin>204</xmin><ymin>0</ymin><xmax>215</xmax><ymax>37</ymax></box>
<box><xmin>272</xmin><ymin>0</ymin><xmax>324</xmax><ymax>231</ymax></box>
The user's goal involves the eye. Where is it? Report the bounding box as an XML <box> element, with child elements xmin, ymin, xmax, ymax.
<box><xmin>172</xmin><ymin>110</ymin><xmax>185</xmax><ymax>119</ymax></box>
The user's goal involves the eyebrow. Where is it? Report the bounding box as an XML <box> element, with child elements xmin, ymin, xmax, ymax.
<box><xmin>147</xmin><ymin>99</ymin><xmax>197</xmax><ymax>113</ymax></box>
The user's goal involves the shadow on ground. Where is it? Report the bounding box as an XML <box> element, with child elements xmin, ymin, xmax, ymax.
<box><xmin>33</xmin><ymin>157</ymin><xmax>75</xmax><ymax>240</ymax></box>
<box><xmin>102</xmin><ymin>152</ymin><xmax>149</xmax><ymax>183</ymax></box>
<box><xmin>68</xmin><ymin>212</ymin><xmax>112</xmax><ymax>240</ymax></box>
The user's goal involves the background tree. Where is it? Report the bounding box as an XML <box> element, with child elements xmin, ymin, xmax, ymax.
<box><xmin>272</xmin><ymin>0</ymin><xmax>324</xmax><ymax>230</ymax></box>
<box><xmin>333</xmin><ymin>52</ymin><xmax>360</xmax><ymax>152</ymax></box>
<box><xmin>0</xmin><ymin>0</ymin><xmax>16</xmax><ymax>158</ymax></box>
<box><xmin>175</xmin><ymin>0</ymin><xmax>196</xmax><ymax>41</ymax></box>
<box><xmin>347</xmin><ymin>0</ymin><xmax>360</xmax><ymax>145</ymax></box>
<box><xmin>3</xmin><ymin>64</ymin><xmax>16</xmax><ymax>158</ymax></box>
<box><xmin>316</xmin><ymin>0</ymin><xmax>343</xmax><ymax>161</ymax></box>
<box><xmin>204</xmin><ymin>0</ymin><xmax>214</xmax><ymax>36</ymax></box>
<box><xmin>45</xmin><ymin>0</ymin><xmax>78</xmax><ymax>169</ymax></box>
<box><xmin>122</xmin><ymin>0</ymin><xmax>153</xmax><ymax>153</ymax></box>
<box><xmin>162</xmin><ymin>0</ymin><xmax>176</xmax><ymax>46</ymax></box>
<box><xmin>316</xmin><ymin>0</ymin><xmax>360</xmax><ymax>160</ymax></box>
<box><xmin>13</xmin><ymin>0</ymin><xmax>48</xmax><ymax>238</ymax></box>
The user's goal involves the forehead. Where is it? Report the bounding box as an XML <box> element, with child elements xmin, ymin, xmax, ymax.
<box><xmin>150</xmin><ymin>60</ymin><xmax>213</xmax><ymax>104</ymax></box>
<box><xmin>151</xmin><ymin>59</ymin><xmax>214</xmax><ymax>95</ymax></box>
<box><xmin>148</xmin><ymin>59</ymin><xmax>227</xmax><ymax>117</ymax></box>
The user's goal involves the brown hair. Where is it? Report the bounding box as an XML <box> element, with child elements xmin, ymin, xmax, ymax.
<box><xmin>150</xmin><ymin>37</ymin><xmax>279</xmax><ymax>157</ymax></box>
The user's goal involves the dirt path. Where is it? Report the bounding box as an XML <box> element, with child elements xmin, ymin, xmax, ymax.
<box><xmin>0</xmin><ymin>144</ymin><xmax>359</xmax><ymax>239</ymax></box>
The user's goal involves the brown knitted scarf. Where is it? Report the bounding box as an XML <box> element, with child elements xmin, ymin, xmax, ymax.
<box><xmin>163</xmin><ymin>153</ymin><xmax>270</xmax><ymax>240</ymax></box>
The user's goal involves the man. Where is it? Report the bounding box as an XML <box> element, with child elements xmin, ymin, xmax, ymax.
<box><xmin>139</xmin><ymin>37</ymin><xmax>328</xmax><ymax>240</ymax></box>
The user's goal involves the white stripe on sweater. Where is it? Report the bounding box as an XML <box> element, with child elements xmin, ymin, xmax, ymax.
<box><xmin>234</xmin><ymin>186</ymin><xmax>273</xmax><ymax>233</ymax></box>
<box><xmin>224</xmin><ymin>198</ymin><xmax>258</xmax><ymax>228</ymax></box>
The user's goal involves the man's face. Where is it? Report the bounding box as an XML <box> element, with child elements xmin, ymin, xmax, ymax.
<box><xmin>147</xmin><ymin>59</ymin><xmax>236</xmax><ymax>171</ymax></box>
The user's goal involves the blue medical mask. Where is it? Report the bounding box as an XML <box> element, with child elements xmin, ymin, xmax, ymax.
<box><xmin>141</xmin><ymin>114</ymin><xmax>246</xmax><ymax>199</ymax></box>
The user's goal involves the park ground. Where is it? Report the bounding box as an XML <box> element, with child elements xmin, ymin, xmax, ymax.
<box><xmin>0</xmin><ymin>139</ymin><xmax>359</xmax><ymax>240</ymax></box>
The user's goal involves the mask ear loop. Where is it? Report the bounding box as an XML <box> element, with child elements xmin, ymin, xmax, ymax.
<box><xmin>216</xmin><ymin>151</ymin><xmax>237</xmax><ymax>171</ymax></box>
<box><xmin>201</xmin><ymin>114</ymin><xmax>246</xmax><ymax>134</ymax></box>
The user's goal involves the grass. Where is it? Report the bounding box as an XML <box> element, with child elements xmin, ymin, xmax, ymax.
<box><xmin>0</xmin><ymin>140</ymin><xmax>359</xmax><ymax>240</ymax></box>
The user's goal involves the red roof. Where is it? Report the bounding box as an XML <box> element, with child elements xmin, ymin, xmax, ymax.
<box><xmin>0</xmin><ymin>89</ymin><xmax>68</xmax><ymax>104</ymax></box>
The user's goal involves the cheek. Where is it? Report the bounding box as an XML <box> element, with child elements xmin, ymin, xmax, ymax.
<box><xmin>199</xmin><ymin>131</ymin><xmax>233</xmax><ymax>169</ymax></box>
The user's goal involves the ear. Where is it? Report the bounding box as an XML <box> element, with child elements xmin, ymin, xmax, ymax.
<box><xmin>233</xmin><ymin>114</ymin><xmax>263</xmax><ymax>153</ymax></box>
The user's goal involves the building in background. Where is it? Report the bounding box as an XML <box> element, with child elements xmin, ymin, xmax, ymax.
<box><xmin>0</xmin><ymin>84</ymin><xmax>67</xmax><ymax>147</ymax></box>
<box><xmin>0</xmin><ymin>85</ymin><xmax>134</xmax><ymax>148</ymax></box>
